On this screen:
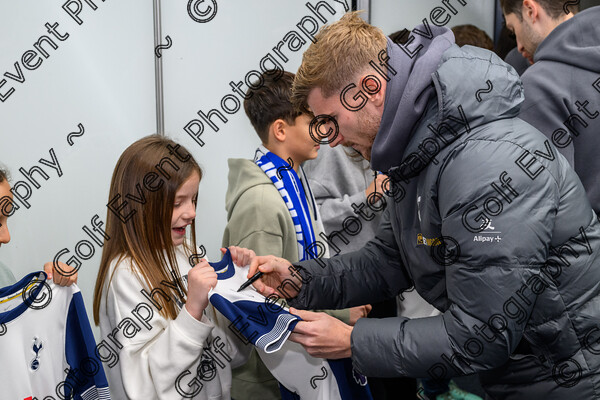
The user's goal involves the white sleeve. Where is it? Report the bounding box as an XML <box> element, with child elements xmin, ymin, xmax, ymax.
<box><xmin>102</xmin><ymin>263</ymin><xmax>214</xmax><ymax>400</ymax></box>
<box><xmin>204</xmin><ymin>304</ymin><xmax>253</xmax><ymax>369</ymax></box>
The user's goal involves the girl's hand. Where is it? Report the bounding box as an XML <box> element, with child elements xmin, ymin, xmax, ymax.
<box><xmin>185</xmin><ymin>260</ymin><xmax>217</xmax><ymax>320</ymax></box>
<box><xmin>44</xmin><ymin>262</ymin><xmax>78</xmax><ymax>286</ymax></box>
<box><xmin>221</xmin><ymin>246</ymin><xmax>256</xmax><ymax>267</ymax></box>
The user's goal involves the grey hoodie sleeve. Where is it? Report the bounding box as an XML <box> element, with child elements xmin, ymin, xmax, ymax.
<box><xmin>308</xmin><ymin>178</ymin><xmax>378</xmax><ymax>253</ymax></box>
<box><xmin>310</xmin><ymin>178</ymin><xmax>368</xmax><ymax>229</ymax></box>
<box><xmin>351</xmin><ymin>137</ymin><xmax>561</xmax><ymax>378</ymax></box>
<box><xmin>289</xmin><ymin>207</ymin><xmax>412</xmax><ymax>310</ymax></box>
<box><xmin>519</xmin><ymin>70</ymin><xmax>575</xmax><ymax>166</ymax></box>
<box><xmin>303</xmin><ymin>146</ymin><xmax>380</xmax><ymax>254</ymax></box>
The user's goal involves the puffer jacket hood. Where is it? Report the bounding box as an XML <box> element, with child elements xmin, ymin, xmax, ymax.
<box><xmin>371</xmin><ymin>27</ymin><xmax>454</xmax><ymax>173</ymax></box>
<box><xmin>392</xmin><ymin>45</ymin><xmax>524</xmax><ymax>181</ymax></box>
<box><xmin>376</xmin><ymin>38</ymin><xmax>524</xmax><ymax>180</ymax></box>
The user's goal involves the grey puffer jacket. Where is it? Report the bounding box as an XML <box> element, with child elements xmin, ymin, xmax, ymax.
<box><xmin>291</xmin><ymin>44</ymin><xmax>600</xmax><ymax>399</ymax></box>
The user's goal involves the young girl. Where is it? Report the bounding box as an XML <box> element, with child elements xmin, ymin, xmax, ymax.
<box><xmin>93</xmin><ymin>135</ymin><xmax>253</xmax><ymax>399</ymax></box>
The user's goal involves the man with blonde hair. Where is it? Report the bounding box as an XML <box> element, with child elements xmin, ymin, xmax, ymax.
<box><xmin>248</xmin><ymin>12</ymin><xmax>600</xmax><ymax>400</ymax></box>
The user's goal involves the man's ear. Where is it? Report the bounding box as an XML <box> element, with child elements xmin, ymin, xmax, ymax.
<box><xmin>271</xmin><ymin>119</ymin><xmax>287</xmax><ymax>143</ymax></box>
<box><xmin>522</xmin><ymin>0</ymin><xmax>540</xmax><ymax>23</ymax></box>
<box><xmin>360</xmin><ymin>74</ymin><xmax>386</xmax><ymax>108</ymax></box>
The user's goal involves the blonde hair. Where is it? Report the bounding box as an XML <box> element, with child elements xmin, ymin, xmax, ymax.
<box><xmin>292</xmin><ymin>11</ymin><xmax>387</xmax><ymax>113</ymax></box>
<box><xmin>93</xmin><ymin>135</ymin><xmax>202</xmax><ymax>323</ymax></box>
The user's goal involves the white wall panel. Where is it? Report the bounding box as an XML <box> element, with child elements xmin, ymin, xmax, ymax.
<box><xmin>161</xmin><ymin>0</ymin><xmax>347</xmax><ymax>261</ymax></box>
<box><xmin>370</xmin><ymin>0</ymin><xmax>496</xmax><ymax>39</ymax></box>
<box><xmin>0</xmin><ymin>0</ymin><xmax>156</xmax><ymax>335</ymax></box>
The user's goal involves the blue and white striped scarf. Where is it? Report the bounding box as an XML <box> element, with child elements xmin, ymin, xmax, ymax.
<box><xmin>254</xmin><ymin>146</ymin><xmax>318</xmax><ymax>261</ymax></box>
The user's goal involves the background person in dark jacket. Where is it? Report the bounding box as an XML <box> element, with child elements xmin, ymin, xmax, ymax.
<box><xmin>501</xmin><ymin>1</ymin><xmax>600</xmax><ymax>215</ymax></box>
<box><xmin>248</xmin><ymin>12</ymin><xmax>600</xmax><ymax>400</ymax></box>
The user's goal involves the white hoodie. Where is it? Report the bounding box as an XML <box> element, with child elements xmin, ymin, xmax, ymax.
<box><xmin>98</xmin><ymin>247</ymin><xmax>251</xmax><ymax>400</ymax></box>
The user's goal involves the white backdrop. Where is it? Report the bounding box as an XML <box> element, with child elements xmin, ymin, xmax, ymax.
<box><xmin>0</xmin><ymin>0</ymin><xmax>156</xmax><ymax>336</ymax></box>
<box><xmin>0</xmin><ymin>0</ymin><xmax>495</xmax><ymax>338</ymax></box>
<box><xmin>371</xmin><ymin>0</ymin><xmax>495</xmax><ymax>39</ymax></box>
<box><xmin>161</xmin><ymin>0</ymin><xmax>347</xmax><ymax>263</ymax></box>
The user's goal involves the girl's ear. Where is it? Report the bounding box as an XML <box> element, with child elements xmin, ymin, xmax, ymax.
<box><xmin>271</xmin><ymin>119</ymin><xmax>287</xmax><ymax>143</ymax></box>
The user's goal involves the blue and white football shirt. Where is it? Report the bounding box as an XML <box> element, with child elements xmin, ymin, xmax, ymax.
<box><xmin>0</xmin><ymin>271</ymin><xmax>110</xmax><ymax>400</ymax></box>
<box><xmin>208</xmin><ymin>250</ymin><xmax>372</xmax><ymax>400</ymax></box>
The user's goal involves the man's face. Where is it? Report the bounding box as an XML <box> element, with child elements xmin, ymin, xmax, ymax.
<box><xmin>504</xmin><ymin>11</ymin><xmax>545</xmax><ymax>64</ymax></box>
<box><xmin>307</xmin><ymin>86</ymin><xmax>381</xmax><ymax>160</ymax></box>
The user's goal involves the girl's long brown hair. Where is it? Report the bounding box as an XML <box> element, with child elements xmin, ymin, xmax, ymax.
<box><xmin>93</xmin><ymin>135</ymin><xmax>202</xmax><ymax>324</ymax></box>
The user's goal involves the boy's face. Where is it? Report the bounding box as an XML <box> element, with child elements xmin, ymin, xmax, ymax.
<box><xmin>171</xmin><ymin>171</ymin><xmax>199</xmax><ymax>247</ymax></box>
<box><xmin>285</xmin><ymin>114</ymin><xmax>320</xmax><ymax>164</ymax></box>
<box><xmin>0</xmin><ymin>180</ymin><xmax>12</xmax><ymax>247</ymax></box>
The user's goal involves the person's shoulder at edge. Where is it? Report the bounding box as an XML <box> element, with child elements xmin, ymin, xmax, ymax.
<box><xmin>0</xmin><ymin>260</ymin><xmax>16</xmax><ymax>287</ymax></box>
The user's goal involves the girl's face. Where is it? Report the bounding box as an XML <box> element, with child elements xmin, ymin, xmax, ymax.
<box><xmin>171</xmin><ymin>171</ymin><xmax>199</xmax><ymax>247</ymax></box>
<box><xmin>0</xmin><ymin>180</ymin><xmax>11</xmax><ymax>247</ymax></box>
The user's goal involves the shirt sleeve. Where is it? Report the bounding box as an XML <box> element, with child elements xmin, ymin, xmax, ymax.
<box><xmin>207</xmin><ymin>258</ymin><xmax>300</xmax><ymax>354</ymax></box>
<box><xmin>64</xmin><ymin>289</ymin><xmax>111</xmax><ymax>400</ymax></box>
